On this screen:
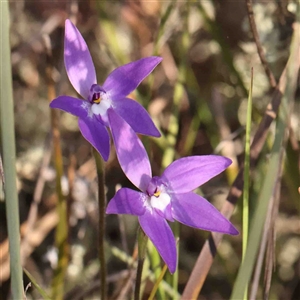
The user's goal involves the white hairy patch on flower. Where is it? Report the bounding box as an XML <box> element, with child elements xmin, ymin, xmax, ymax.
<box><xmin>150</xmin><ymin>192</ymin><xmax>171</xmax><ymax>214</ymax></box>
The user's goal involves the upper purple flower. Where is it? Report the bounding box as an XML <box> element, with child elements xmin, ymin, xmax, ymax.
<box><xmin>106</xmin><ymin>115</ymin><xmax>239</xmax><ymax>273</ymax></box>
<box><xmin>50</xmin><ymin>19</ymin><xmax>161</xmax><ymax>161</ymax></box>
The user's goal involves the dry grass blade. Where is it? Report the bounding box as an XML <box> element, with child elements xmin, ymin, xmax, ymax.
<box><xmin>263</xmin><ymin>178</ymin><xmax>282</xmax><ymax>300</ymax></box>
<box><xmin>181</xmin><ymin>20</ymin><xmax>300</xmax><ymax>300</ymax></box>
<box><xmin>0</xmin><ymin>210</ymin><xmax>59</xmax><ymax>282</ymax></box>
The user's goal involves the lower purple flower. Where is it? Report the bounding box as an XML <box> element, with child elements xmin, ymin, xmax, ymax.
<box><xmin>106</xmin><ymin>114</ymin><xmax>239</xmax><ymax>273</ymax></box>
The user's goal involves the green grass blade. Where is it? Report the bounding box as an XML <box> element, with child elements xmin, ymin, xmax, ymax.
<box><xmin>242</xmin><ymin>68</ymin><xmax>253</xmax><ymax>299</ymax></box>
<box><xmin>0</xmin><ymin>2</ymin><xmax>24</xmax><ymax>298</ymax></box>
<box><xmin>148</xmin><ymin>241</ymin><xmax>166</xmax><ymax>299</ymax></box>
<box><xmin>24</xmin><ymin>269</ymin><xmax>51</xmax><ymax>300</ymax></box>
<box><xmin>148</xmin><ymin>264</ymin><xmax>168</xmax><ymax>300</ymax></box>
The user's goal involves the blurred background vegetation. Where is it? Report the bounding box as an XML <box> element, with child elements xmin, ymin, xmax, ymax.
<box><xmin>0</xmin><ymin>0</ymin><xmax>299</xmax><ymax>299</ymax></box>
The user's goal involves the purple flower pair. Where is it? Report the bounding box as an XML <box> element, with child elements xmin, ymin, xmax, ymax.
<box><xmin>50</xmin><ymin>20</ymin><xmax>238</xmax><ymax>274</ymax></box>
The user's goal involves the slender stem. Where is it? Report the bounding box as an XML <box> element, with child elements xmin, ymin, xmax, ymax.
<box><xmin>134</xmin><ymin>258</ymin><xmax>145</xmax><ymax>300</ymax></box>
<box><xmin>0</xmin><ymin>2</ymin><xmax>24</xmax><ymax>298</ymax></box>
<box><xmin>242</xmin><ymin>68</ymin><xmax>253</xmax><ymax>299</ymax></box>
<box><xmin>93</xmin><ymin>149</ymin><xmax>107</xmax><ymax>300</ymax></box>
<box><xmin>134</xmin><ymin>227</ymin><xmax>148</xmax><ymax>300</ymax></box>
<box><xmin>45</xmin><ymin>36</ymin><xmax>68</xmax><ymax>300</ymax></box>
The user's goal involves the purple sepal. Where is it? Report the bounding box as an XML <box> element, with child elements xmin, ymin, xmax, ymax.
<box><xmin>50</xmin><ymin>96</ymin><xmax>90</xmax><ymax>119</ymax></box>
<box><xmin>139</xmin><ymin>210</ymin><xmax>177</xmax><ymax>273</ymax></box>
<box><xmin>103</xmin><ymin>57</ymin><xmax>162</xmax><ymax>98</ymax></box>
<box><xmin>171</xmin><ymin>192</ymin><xmax>239</xmax><ymax>235</ymax></box>
<box><xmin>106</xmin><ymin>188</ymin><xmax>146</xmax><ymax>216</ymax></box>
<box><xmin>113</xmin><ymin>98</ymin><xmax>160</xmax><ymax>137</ymax></box>
<box><xmin>108</xmin><ymin>108</ymin><xmax>152</xmax><ymax>191</ymax></box>
<box><xmin>78</xmin><ymin>117</ymin><xmax>110</xmax><ymax>161</ymax></box>
<box><xmin>161</xmin><ymin>156</ymin><xmax>232</xmax><ymax>193</ymax></box>
<box><xmin>64</xmin><ymin>19</ymin><xmax>97</xmax><ymax>99</ymax></box>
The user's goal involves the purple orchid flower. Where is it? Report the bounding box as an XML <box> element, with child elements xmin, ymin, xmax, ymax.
<box><xmin>50</xmin><ymin>19</ymin><xmax>161</xmax><ymax>161</ymax></box>
<box><xmin>106</xmin><ymin>114</ymin><xmax>238</xmax><ymax>273</ymax></box>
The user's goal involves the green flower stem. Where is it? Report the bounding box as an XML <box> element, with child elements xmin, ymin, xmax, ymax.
<box><xmin>134</xmin><ymin>227</ymin><xmax>148</xmax><ymax>300</ymax></box>
<box><xmin>93</xmin><ymin>149</ymin><xmax>107</xmax><ymax>300</ymax></box>
<box><xmin>0</xmin><ymin>2</ymin><xmax>24</xmax><ymax>298</ymax></box>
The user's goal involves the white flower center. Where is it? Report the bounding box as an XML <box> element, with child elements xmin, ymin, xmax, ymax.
<box><xmin>150</xmin><ymin>192</ymin><xmax>171</xmax><ymax>214</ymax></box>
<box><xmin>91</xmin><ymin>99</ymin><xmax>111</xmax><ymax>116</ymax></box>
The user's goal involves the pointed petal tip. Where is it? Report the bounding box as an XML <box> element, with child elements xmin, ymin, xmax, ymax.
<box><xmin>100</xmin><ymin>150</ymin><xmax>109</xmax><ymax>162</ymax></box>
<box><xmin>65</xmin><ymin>18</ymin><xmax>71</xmax><ymax>26</ymax></box>
<box><xmin>90</xmin><ymin>144</ymin><xmax>109</xmax><ymax>161</ymax></box>
<box><xmin>211</xmin><ymin>222</ymin><xmax>239</xmax><ymax>236</ymax></box>
<box><xmin>168</xmin><ymin>262</ymin><xmax>176</xmax><ymax>274</ymax></box>
<box><xmin>151</xmin><ymin>129</ymin><xmax>161</xmax><ymax>138</ymax></box>
<box><xmin>94</xmin><ymin>143</ymin><xmax>109</xmax><ymax>161</ymax></box>
<box><xmin>229</xmin><ymin>225</ymin><xmax>239</xmax><ymax>236</ymax></box>
<box><xmin>78</xmin><ymin>118</ymin><xmax>110</xmax><ymax>162</ymax></box>
<box><xmin>139</xmin><ymin>127</ymin><xmax>161</xmax><ymax>138</ymax></box>
<box><xmin>151</xmin><ymin>56</ymin><xmax>163</xmax><ymax>63</ymax></box>
<box><xmin>224</xmin><ymin>156</ymin><xmax>233</xmax><ymax>167</ymax></box>
<box><xmin>105</xmin><ymin>204</ymin><xmax>115</xmax><ymax>214</ymax></box>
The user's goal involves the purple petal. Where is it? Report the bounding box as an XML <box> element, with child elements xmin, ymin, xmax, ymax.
<box><xmin>171</xmin><ymin>192</ymin><xmax>239</xmax><ymax>235</ymax></box>
<box><xmin>50</xmin><ymin>96</ymin><xmax>91</xmax><ymax>119</ymax></box>
<box><xmin>161</xmin><ymin>155</ymin><xmax>232</xmax><ymax>193</ymax></box>
<box><xmin>108</xmin><ymin>108</ymin><xmax>152</xmax><ymax>191</ymax></box>
<box><xmin>106</xmin><ymin>188</ymin><xmax>147</xmax><ymax>216</ymax></box>
<box><xmin>64</xmin><ymin>19</ymin><xmax>96</xmax><ymax>99</ymax></box>
<box><xmin>103</xmin><ymin>57</ymin><xmax>162</xmax><ymax>98</ymax></box>
<box><xmin>78</xmin><ymin>117</ymin><xmax>110</xmax><ymax>161</ymax></box>
<box><xmin>113</xmin><ymin>98</ymin><xmax>160</xmax><ymax>137</ymax></box>
<box><xmin>139</xmin><ymin>209</ymin><xmax>177</xmax><ymax>273</ymax></box>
